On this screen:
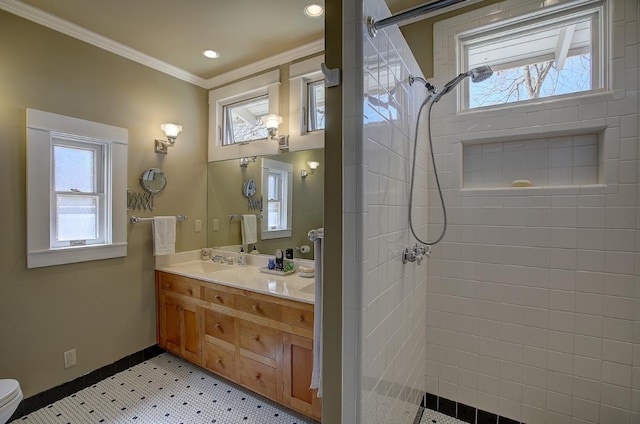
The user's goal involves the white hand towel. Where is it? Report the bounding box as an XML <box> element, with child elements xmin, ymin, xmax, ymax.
<box><xmin>152</xmin><ymin>216</ymin><xmax>176</xmax><ymax>256</ymax></box>
<box><xmin>241</xmin><ymin>214</ymin><xmax>257</xmax><ymax>245</ymax></box>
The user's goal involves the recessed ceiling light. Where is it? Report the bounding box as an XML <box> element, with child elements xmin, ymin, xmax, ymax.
<box><xmin>304</xmin><ymin>3</ymin><xmax>324</xmax><ymax>18</ymax></box>
<box><xmin>203</xmin><ymin>50</ymin><xmax>220</xmax><ymax>59</ymax></box>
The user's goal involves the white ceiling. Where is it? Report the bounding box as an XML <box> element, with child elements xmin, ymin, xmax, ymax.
<box><xmin>2</xmin><ymin>0</ymin><xmax>423</xmax><ymax>87</ymax></box>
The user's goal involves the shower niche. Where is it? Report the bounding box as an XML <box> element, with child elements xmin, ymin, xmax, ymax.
<box><xmin>462</xmin><ymin>129</ymin><xmax>605</xmax><ymax>189</ymax></box>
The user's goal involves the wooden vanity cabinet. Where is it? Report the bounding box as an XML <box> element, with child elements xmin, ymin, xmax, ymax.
<box><xmin>156</xmin><ymin>271</ymin><xmax>321</xmax><ymax>421</ymax></box>
<box><xmin>157</xmin><ymin>273</ymin><xmax>202</xmax><ymax>364</ymax></box>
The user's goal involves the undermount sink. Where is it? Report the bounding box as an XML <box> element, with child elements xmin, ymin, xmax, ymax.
<box><xmin>168</xmin><ymin>261</ymin><xmax>231</xmax><ymax>274</ymax></box>
<box><xmin>300</xmin><ymin>283</ymin><xmax>315</xmax><ymax>294</ymax></box>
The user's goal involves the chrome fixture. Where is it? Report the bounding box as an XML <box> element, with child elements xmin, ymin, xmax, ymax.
<box><xmin>301</xmin><ymin>161</ymin><xmax>320</xmax><ymax>179</ymax></box>
<box><xmin>155</xmin><ymin>123</ymin><xmax>183</xmax><ymax>154</ymax></box>
<box><xmin>211</xmin><ymin>255</ymin><xmax>225</xmax><ymax>263</ymax></box>
<box><xmin>405</xmin><ymin>66</ymin><xmax>493</xmax><ymax>255</ymax></box>
<box><xmin>239</xmin><ymin>156</ymin><xmax>257</xmax><ymax>167</ymax></box>
<box><xmin>367</xmin><ymin>0</ymin><xmax>470</xmax><ymax>38</ymax></box>
<box><xmin>402</xmin><ymin>244</ymin><xmax>431</xmax><ymax>265</ymax></box>
<box><xmin>129</xmin><ymin>214</ymin><xmax>187</xmax><ymax>224</ymax></box>
<box><xmin>432</xmin><ymin>66</ymin><xmax>493</xmax><ymax>103</ymax></box>
<box><xmin>261</xmin><ymin>114</ymin><xmax>289</xmax><ymax>152</ymax></box>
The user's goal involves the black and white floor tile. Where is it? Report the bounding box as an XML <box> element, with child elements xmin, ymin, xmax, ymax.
<box><xmin>15</xmin><ymin>353</ymin><xmax>318</xmax><ymax>424</ymax></box>
<box><xmin>420</xmin><ymin>408</ymin><xmax>466</xmax><ymax>424</ymax></box>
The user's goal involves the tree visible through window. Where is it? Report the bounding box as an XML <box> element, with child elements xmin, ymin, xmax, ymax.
<box><xmin>462</xmin><ymin>2</ymin><xmax>602</xmax><ymax>109</ymax></box>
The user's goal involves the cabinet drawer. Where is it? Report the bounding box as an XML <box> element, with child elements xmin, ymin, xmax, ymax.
<box><xmin>238</xmin><ymin>356</ymin><xmax>277</xmax><ymax>400</ymax></box>
<box><xmin>203</xmin><ymin>287</ymin><xmax>234</xmax><ymax>308</ymax></box>
<box><xmin>204</xmin><ymin>310</ymin><xmax>235</xmax><ymax>345</ymax></box>
<box><xmin>282</xmin><ymin>306</ymin><xmax>313</xmax><ymax>331</ymax></box>
<box><xmin>204</xmin><ymin>342</ymin><xmax>235</xmax><ymax>381</ymax></box>
<box><xmin>239</xmin><ymin>320</ymin><xmax>278</xmax><ymax>360</ymax></box>
<box><xmin>235</xmin><ymin>296</ymin><xmax>280</xmax><ymax>321</ymax></box>
<box><xmin>159</xmin><ymin>274</ymin><xmax>200</xmax><ymax>298</ymax></box>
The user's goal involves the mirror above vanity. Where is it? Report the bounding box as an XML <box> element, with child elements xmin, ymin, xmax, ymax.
<box><xmin>207</xmin><ymin>148</ymin><xmax>323</xmax><ymax>259</ymax></box>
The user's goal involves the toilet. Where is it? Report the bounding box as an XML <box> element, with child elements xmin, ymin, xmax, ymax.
<box><xmin>0</xmin><ymin>380</ymin><xmax>22</xmax><ymax>424</ymax></box>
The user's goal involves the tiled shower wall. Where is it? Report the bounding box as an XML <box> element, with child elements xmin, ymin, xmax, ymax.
<box><xmin>426</xmin><ymin>0</ymin><xmax>640</xmax><ymax>423</ymax></box>
<box><xmin>342</xmin><ymin>0</ymin><xmax>429</xmax><ymax>422</ymax></box>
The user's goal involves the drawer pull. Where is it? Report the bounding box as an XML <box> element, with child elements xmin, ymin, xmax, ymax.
<box><xmin>252</xmin><ymin>304</ymin><xmax>260</xmax><ymax>312</ymax></box>
<box><xmin>215</xmin><ymin>295</ymin><xmax>222</xmax><ymax>301</ymax></box>
<box><xmin>216</xmin><ymin>357</ymin><xmax>222</xmax><ymax>364</ymax></box>
<box><xmin>255</xmin><ymin>373</ymin><xmax>262</xmax><ymax>380</ymax></box>
<box><xmin>253</xmin><ymin>335</ymin><xmax>260</xmax><ymax>342</ymax></box>
<box><xmin>215</xmin><ymin>323</ymin><xmax>222</xmax><ymax>329</ymax></box>
<box><xmin>187</xmin><ymin>288</ymin><xmax>193</xmax><ymax>295</ymax></box>
<box><xmin>296</xmin><ymin>314</ymin><xmax>305</xmax><ymax>322</ymax></box>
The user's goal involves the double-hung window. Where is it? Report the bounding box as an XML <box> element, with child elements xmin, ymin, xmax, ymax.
<box><xmin>51</xmin><ymin>138</ymin><xmax>105</xmax><ymax>248</ymax></box>
<box><xmin>261</xmin><ymin>158</ymin><xmax>292</xmax><ymax>239</ymax></box>
<box><xmin>460</xmin><ymin>0</ymin><xmax>605</xmax><ymax>110</ymax></box>
<box><xmin>27</xmin><ymin>109</ymin><xmax>127</xmax><ymax>268</ymax></box>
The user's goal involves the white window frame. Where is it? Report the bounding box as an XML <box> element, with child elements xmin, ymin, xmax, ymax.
<box><xmin>457</xmin><ymin>0</ymin><xmax>606</xmax><ymax>111</ymax></box>
<box><xmin>288</xmin><ymin>55</ymin><xmax>325</xmax><ymax>152</ymax></box>
<box><xmin>27</xmin><ymin>109</ymin><xmax>128</xmax><ymax>268</ymax></box>
<box><xmin>50</xmin><ymin>137</ymin><xmax>106</xmax><ymax>248</ymax></box>
<box><xmin>208</xmin><ymin>70</ymin><xmax>280</xmax><ymax>162</ymax></box>
<box><xmin>261</xmin><ymin>158</ymin><xmax>293</xmax><ymax>240</ymax></box>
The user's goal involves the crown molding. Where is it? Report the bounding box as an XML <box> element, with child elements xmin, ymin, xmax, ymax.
<box><xmin>0</xmin><ymin>0</ymin><xmax>208</xmax><ymax>87</ymax></box>
<box><xmin>204</xmin><ymin>39</ymin><xmax>325</xmax><ymax>89</ymax></box>
<box><xmin>1</xmin><ymin>0</ymin><xmax>325</xmax><ymax>91</ymax></box>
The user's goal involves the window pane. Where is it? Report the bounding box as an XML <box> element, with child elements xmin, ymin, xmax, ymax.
<box><xmin>56</xmin><ymin>195</ymin><xmax>98</xmax><ymax>241</ymax></box>
<box><xmin>465</xmin><ymin>10</ymin><xmax>597</xmax><ymax>109</ymax></box>
<box><xmin>268</xmin><ymin>201</ymin><xmax>281</xmax><ymax>229</ymax></box>
<box><xmin>223</xmin><ymin>95</ymin><xmax>269</xmax><ymax>144</ymax></box>
<box><xmin>470</xmin><ymin>54</ymin><xmax>592</xmax><ymax>108</ymax></box>
<box><xmin>54</xmin><ymin>144</ymin><xmax>96</xmax><ymax>192</ymax></box>
<box><xmin>308</xmin><ymin>80</ymin><xmax>325</xmax><ymax>132</ymax></box>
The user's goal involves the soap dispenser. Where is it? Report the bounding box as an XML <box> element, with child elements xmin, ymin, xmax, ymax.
<box><xmin>238</xmin><ymin>247</ymin><xmax>247</xmax><ymax>266</ymax></box>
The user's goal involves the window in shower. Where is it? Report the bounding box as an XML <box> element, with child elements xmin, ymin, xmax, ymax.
<box><xmin>460</xmin><ymin>1</ymin><xmax>604</xmax><ymax>109</ymax></box>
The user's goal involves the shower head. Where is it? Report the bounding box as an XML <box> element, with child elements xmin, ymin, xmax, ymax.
<box><xmin>469</xmin><ymin>65</ymin><xmax>493</xmax><ymax>83</ymax></box>
<box><xmin>432</xmin><ymin>65</ymin><xmax>493</xmax><ymax>103</ymax></box>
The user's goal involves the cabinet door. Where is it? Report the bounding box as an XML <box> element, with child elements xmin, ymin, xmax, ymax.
<box><xmin>158</xmin><ymin>293</ymin><xmax>202</xmax><ymax>364</ymax></box>
<box><xmin>180</xmin><ymin>299</ymin><xmax>202</xmax><ymax>364</ymax></box>
<box><xmin>282</xmin><ymin>333</ymin><xmax>321</xmax><ymax>420</ymax></box>
<box><xmin>159</xmin><ymin>293</ymin><xmax>181</xmax><ymax>355</ymax></box>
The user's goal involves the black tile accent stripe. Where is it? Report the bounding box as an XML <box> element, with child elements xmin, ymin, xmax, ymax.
<box><xmin>416</xmin><ymin>392</ymin><xmax>526</xmax><ymax>424</ymax></box>
<box><xmin>9</xmin><ymin>344</ymin><xmax>164</xmax><ymax>422</ymax></box>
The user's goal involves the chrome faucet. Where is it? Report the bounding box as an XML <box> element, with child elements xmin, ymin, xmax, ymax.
<box><xmin>212</xmin><ymin>255</ymin><xmax>225</xmax><ymax>263</ymax></box>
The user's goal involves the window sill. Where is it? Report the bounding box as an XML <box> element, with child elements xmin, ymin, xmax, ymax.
<box><xmin>27</xmin><ymin>242</ymin><xmax>127</xmax><ymax>269</ymax></box>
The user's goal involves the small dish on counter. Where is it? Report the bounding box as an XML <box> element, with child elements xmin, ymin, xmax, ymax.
<box><xmin>297</xmin><ymin>265</ymin><xmax>315</xmax><ymax>278</ymax></box>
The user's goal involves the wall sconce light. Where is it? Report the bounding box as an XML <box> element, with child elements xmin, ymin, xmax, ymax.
<box><xmin>261</xmin><ymin>114</ymin><xmax>289</xmax><ymax>153</ymax></box>
<box><xmin>239</xmin><ymin>156</ymin><xmax>257</xmax><ymax>167</ymax></box>
<box><xmin>155</xmin><ymin>123</ymin><xmax>183</xmax><ymax>154</ymax></box>
<box><xmin>301</xmin><ymin>161</ymin><xmax>320</xmax><ymax>178</ymax></box>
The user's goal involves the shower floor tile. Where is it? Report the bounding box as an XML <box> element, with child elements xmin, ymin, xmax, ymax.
<box><xmin>15</xmin><ymin>353</ymin><xmax>318</xmax><ymax>424</ymax></box>
<box><xmin>420</xmin><ymin>408</ymin><xmax>466</xmax><ymax>424</ymax></box>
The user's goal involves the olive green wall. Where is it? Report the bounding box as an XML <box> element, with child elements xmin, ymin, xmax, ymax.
<box><xmin>0</xmin><ymin>11</ymin><xmax>208</xmax><ymax>397</ymax></box>
<box><xmin>396</xmin><ymin>0</ymin><xmax>503</xmax><ymax>77</ymax></box>
<box><xmin>207</xmin><ymin>149</ymin><xmax>324</xmax><ymax>258</ymax></box>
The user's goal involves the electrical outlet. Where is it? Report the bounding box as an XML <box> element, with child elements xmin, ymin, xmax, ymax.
<box><xmin>64</xmin><ymin>349</ymin><xmax>77</xmax><ymax>368</ymax></box>
<box><xmin>212</xmin><ymin>219</ymin><xmax>219</xmax><ymax>231</ymax></box>
<box><xmin>195</xmin><ymin>219</ymin><xmax>202</xmax><ymax>232</ymax></box>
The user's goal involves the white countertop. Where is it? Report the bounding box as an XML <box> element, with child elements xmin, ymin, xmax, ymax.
<box><xmin>155</xmin><ymin>250</ymin><xmax>315</xmax><ymax>304</ymax></box>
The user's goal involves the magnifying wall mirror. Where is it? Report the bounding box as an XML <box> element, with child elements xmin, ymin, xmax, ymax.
<box><xmin>140</xmin><ymin>168</ymin><xmax>167</xmax><ymax>194</ymax></box>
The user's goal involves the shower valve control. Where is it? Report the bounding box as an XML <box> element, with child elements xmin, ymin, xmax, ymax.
<box><xmin>402</xmin><ymin>244</ymin><xmax>431</xmax><ymax>265</ymax></box>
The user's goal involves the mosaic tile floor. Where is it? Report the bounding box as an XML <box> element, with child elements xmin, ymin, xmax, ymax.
<box><xmin>419</xmin><ymin>408</ymin><xmax>466</xmax><ymax>424</ymax></box>
<box><xmin>14</xmin><ymin>353</ymin><xmax>318</xmax><ymax>424</ymax></box>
